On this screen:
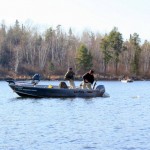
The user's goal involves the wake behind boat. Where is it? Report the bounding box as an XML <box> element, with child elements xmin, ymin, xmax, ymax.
<box><xmin>6</xmin><ymin>79</ymin><xmax>106</xmax><ymax>98</ymax></box>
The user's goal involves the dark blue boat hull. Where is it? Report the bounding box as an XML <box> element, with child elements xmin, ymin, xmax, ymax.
<box><xmin>7</xmin><ymin>80</ymin><xmax>105</xmax><ymax>98</ymax></box>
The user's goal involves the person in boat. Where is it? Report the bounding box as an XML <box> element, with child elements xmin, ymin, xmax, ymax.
<box><xmin>81</xmin><ymin>70</ymin><xmax>94</xmax><ymax>89</ymax></box>
<box><xmin>32</xmin><ymin>73</ymin><xmax>40</xmax><ymax>85</ymax></box>
<box><xmin>64</xmin><ymin>67</ymin><xmax>75</xmax><ymax>89</ymax></box>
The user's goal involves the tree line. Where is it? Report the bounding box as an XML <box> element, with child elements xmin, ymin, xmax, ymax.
<box><xmin>0</xmin><ymin>20</ymin><xmax>150</xmax><ymax>79</ymax></box>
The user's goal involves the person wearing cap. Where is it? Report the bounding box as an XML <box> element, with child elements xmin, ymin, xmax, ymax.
<box><xmin>64</xmin><ymin>67</ymin><xmax>75</xmax><ymax>89</ymax></box>
<box><xmin>81</xmin><ymin>70</ymin><xmax>94</xmax><ymax>89</ymax></box>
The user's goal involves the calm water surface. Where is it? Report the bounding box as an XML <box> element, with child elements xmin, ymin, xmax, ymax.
<box><xmin>0</xmin><ymin>80</ymin><xmax>150</xmax><ymax>150</ymax></box>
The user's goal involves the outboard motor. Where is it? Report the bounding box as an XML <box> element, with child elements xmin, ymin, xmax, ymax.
<box><xmin>96</xmin><ymin>85</ymin><xmax>105</xmax><ymax>94</ymax></box>
<box><xmin>6</xmin><ymin>79</ymin><xmax>15</xmax><ymax>85</ymax></box>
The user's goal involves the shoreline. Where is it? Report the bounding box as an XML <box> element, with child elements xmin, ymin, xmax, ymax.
<box><xmin>1</xmin><ymin>75</ymin><xmax>149</xmax><ymax>81</ymax></box>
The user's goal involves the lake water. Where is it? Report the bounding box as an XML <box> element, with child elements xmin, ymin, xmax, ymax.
<box><xmin>0</xmin><ymin>80</ymin><xmax>150</xmax><ymax>150</ymax></box>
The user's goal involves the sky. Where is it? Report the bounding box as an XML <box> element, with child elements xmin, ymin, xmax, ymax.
<box><xmin>0</xmin><ymin>0</ymin><xmax>150</xmax><ymax>41</ymax></box>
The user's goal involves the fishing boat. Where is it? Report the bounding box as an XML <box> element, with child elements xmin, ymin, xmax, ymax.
<box><xmin>6</xmin><ymin>79</ymin><xmax>106</xmax><ymax>98</ymax></box>
<box><xmin>121</xmin><ymin>79</ymin><xmax>133</xmax><ymax>83</ymax></box>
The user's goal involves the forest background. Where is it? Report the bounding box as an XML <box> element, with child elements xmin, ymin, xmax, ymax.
<box><xmin>0</xmin><ymin>20</ymin><xmax>150</xmax><ymax>80</ymax></box>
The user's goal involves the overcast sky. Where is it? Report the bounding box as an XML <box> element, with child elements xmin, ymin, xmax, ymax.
<box><xmin>0</xmin><ymin>0</ymin><xmax>150</xmax><ymax>41</ymax></box>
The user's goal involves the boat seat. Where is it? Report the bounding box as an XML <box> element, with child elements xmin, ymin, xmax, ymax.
<box><xmin>59</xmin><ymin>82</ymin><xmax>68</xmax><ymax>89</ymax></box>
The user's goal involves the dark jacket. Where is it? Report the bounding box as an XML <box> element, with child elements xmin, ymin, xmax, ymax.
<box><xmin>64</xmin><ymin>71</ymin><xmax>75</xmax><ymax>80</ymax></box>
<box><xmin>82</xmin><ymin>72</ymin><xmax>94</xmax><ymax>84</ymax></box>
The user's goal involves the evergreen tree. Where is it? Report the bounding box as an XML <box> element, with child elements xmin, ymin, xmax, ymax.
<box><xmin>100</xmin><ymin>34</ymin><xmax>112</xmax><ymax>76</ymax></box>
<box><xmin>76</xmin><ymin>44</ymin><xmax>93</xmax><ymax>73</ymax></box>
<box><xmin>130</xmin><ymin>33</ymin><xmax>141</xmax><ymax>75</ymax></box>
<box><xmin>108</xmin><ymin>27</ymin><xmax>123</xmax><ymax>74</ymax></box>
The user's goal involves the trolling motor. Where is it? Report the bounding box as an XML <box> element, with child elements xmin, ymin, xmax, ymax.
<box><xmin>6</xmin><ymin>78</ymin><xmax>15</xmax><ymax>84</ymax></box>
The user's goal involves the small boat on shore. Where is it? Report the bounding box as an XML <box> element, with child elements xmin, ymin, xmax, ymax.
<box><xmin>6</xmin><ymin>79</ymin><xmax>106</xmax><ymax>98</ymax></box>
